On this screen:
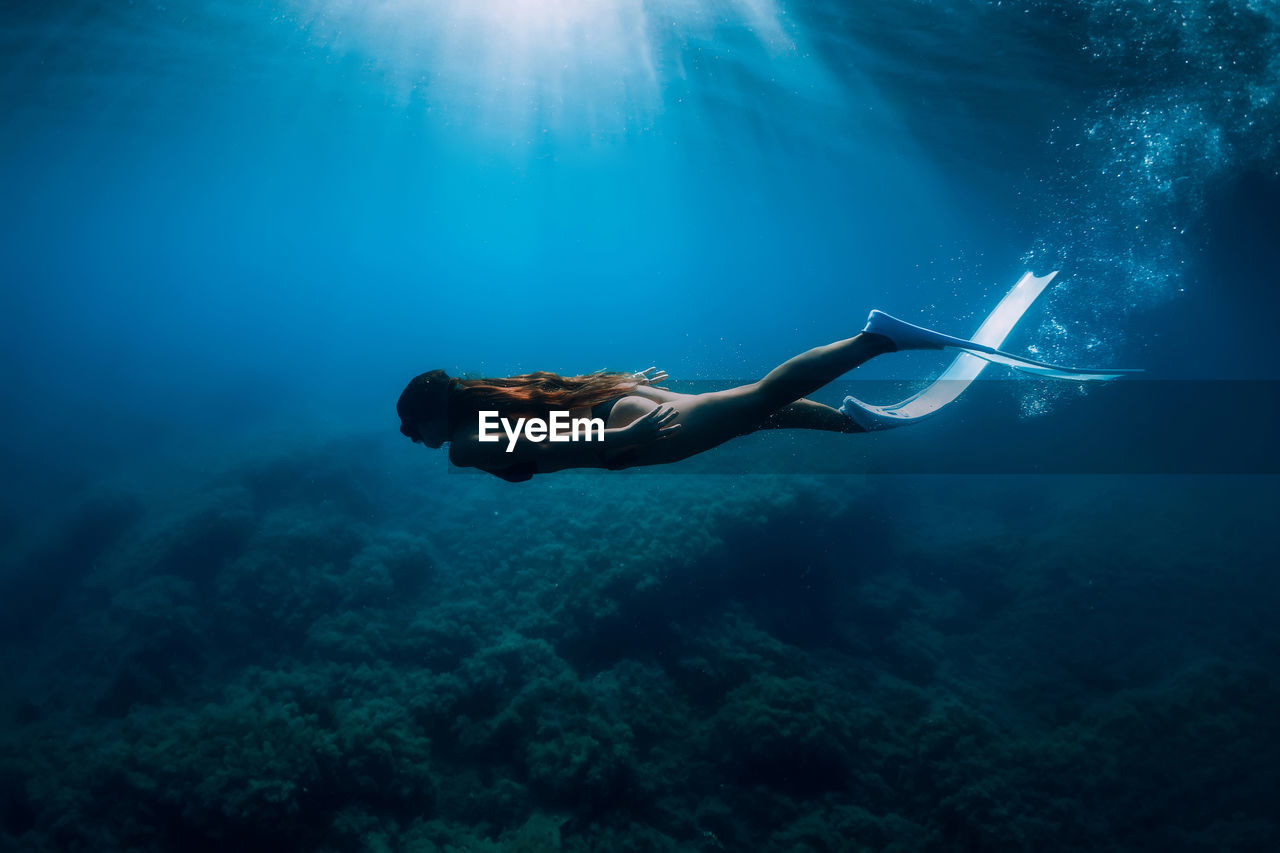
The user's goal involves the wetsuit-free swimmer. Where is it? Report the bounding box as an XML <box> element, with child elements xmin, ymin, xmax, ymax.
<box><xmin>396</xmin><ymin>272</ymin><xmax>1137</xmax><ymax>482</ymax></box>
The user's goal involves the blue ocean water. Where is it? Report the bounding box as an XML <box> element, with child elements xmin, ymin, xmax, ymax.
<box><xmin>1</xmin><ymin>1</ymin><xmax>1278</xmax><ymax>850</ymax></box>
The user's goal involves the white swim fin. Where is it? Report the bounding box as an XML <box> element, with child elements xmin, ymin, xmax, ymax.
<box><xmin>863</xmin><ymin>310</ymin><xmax>1140</xmax><ymax>381</ymax></box>
<box><xmin>841</xmin><ymin>270</ymin><xmax>1139</xmax><ymax>431</ymax></box>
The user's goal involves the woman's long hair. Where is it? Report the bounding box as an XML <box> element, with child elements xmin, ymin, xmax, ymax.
<box><xmin>452</xmin><ymin>370</ymin><xmax>638</xmax><ymax>417</ymax></box>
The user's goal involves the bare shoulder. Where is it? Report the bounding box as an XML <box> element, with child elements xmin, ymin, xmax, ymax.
<box><xmin>447</xmin><ymin>443</ymin><xmax>471</xmax><ymax>468</ymax></box>
<box><xmin>447</xmin><ymin>432</ymin><xmax>481</xmax><ymax>467</ymax></box>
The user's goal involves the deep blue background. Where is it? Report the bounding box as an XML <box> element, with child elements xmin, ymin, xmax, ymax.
<box><xmin>4</xmin><ymin>0</ymin><xmax>1275</xmax><ymax>509</ymax></box>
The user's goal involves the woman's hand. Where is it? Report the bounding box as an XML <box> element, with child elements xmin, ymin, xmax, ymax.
<box><xmin>618</xmin><ymin>405</ymin><xmax>682</xmax><ymax>445</ymax></box>
<box><xmin>632</xmin><ymin>366</ymin><xmax>669</xmax><ymax>386</ymax></box>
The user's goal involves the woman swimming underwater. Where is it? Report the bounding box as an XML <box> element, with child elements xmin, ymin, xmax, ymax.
<box><xmin>397</xmin><ymin>272</ymin><xmax>1137</xmax><ymax>482</ymax></box>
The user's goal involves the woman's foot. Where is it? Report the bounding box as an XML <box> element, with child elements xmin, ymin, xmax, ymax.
<box><xmin>862</xmin><ymin>310</ymin><xmax>965</xmax><ymax>352</ymax></box>
<box><xmin>857</xmin><ymin>329</ymin><xmax>898</xmax><ymax>355</ymax></box>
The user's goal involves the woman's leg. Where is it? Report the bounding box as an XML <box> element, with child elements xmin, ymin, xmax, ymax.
<box><xmin>745</xmin><ymin>331</ymin><xmax>894</xmax><ymax>415</ymax></box>
<box><xmin>617</xmin><ymin>331</ymin><xmax>891</xmax><ymax>467</ymax></box>
<box><xmin>757</xmin><ymin>399</ymin><xmax>865</xmax><ymax>433</ymax></box>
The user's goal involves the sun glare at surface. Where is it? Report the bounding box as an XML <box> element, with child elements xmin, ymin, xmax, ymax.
<box><xmin>294</xmin><ymin>0</ymin><xmax>813</xmax><ymax>140</ymax></box>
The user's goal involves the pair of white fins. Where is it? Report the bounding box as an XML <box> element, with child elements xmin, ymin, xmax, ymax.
<box><xmin>841</xmin><ymin>270</ymin><xmax>1141</xmax><ymax>430</ymax></box>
